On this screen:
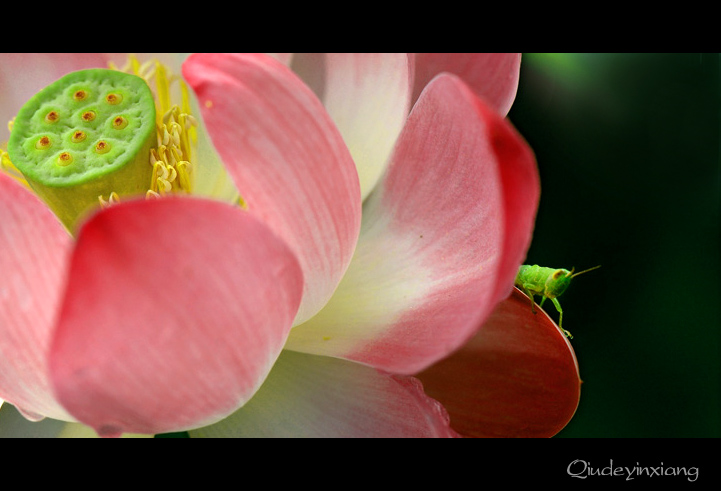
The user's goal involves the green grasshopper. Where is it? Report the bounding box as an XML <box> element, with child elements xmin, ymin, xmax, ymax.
<box><xmin>515</xmin><ymin>264</ymin><xmax>601</xmax><ymax>338</ymax></box>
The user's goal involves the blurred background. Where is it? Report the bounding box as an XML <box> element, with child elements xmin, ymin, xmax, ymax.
<box><xmin>507</xmin><ymin>53</ymin><xmax>720</xmax><ymax>437</ymax></box>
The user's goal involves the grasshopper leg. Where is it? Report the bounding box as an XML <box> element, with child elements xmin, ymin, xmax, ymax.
<box><xmin>550</xmin><ymin>297</ymin><xmax>573</xmax><ymax>338</ymax></box>
<box><xmin>522</xmin><ymin>286</ymin><xmax>537</xmax><ymax>314</ymax></box>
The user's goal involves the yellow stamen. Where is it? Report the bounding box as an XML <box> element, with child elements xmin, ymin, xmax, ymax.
<box><xmin>180</xmin><ymin>82</ymin><xmax>197</xmax><ymax>148</ymax></box>
<box><xmin>176</xmin><ymin>161</ymin><xmax>191</xmax><ymax>192</ymax></box>
<box><xmin>166</xmin><ymin>164</ymin><xmax>177</xmax><ymax>183</ymax></box>
<box><xmin>169</xmin><ymin>144</ymin><xmax>182</xmax><ymax>167</ymax></box>
<box><xmin>138</xmin><ymin>60</ymin><xmax>155</xmax><ymax>80</ymax></box>
<box><xmin>168</xmin><ymin>122</ymin><xmax>181</xmax><ymax>147</ymax></box>
<box><xmin>130</xmin><ymin>55</ymin><xmax>140</xmax><ymax>75</ymax></box>
<box><xmin>98</xmin><ymin>191</ymin><xmax>120</xmax><ymax>208</ymax></box>
<box><xmin>144</xmin><ymin>103</ymin><xmax>198</xmax><ymax>195</ymax></box>
<box><xmin>161</xmin><ymin>125</ymin><xmax>171</xmax><ymax>146</ymax></box>
<box><xmin>179</xmin><ymin>114</ymin><xmax>194</xmax><ymax>161</ymax></box>
<box><xmin>154</xmin><ymin>61</ymin><xmax>171</xmax><ymax>123</ymax></box>
<box><xmin>150</xmin><ymin>161</ymin><xmax>163</xmax><ymax>192</ymax></box>
<box><xmin>157</xmin><ymin>177</ymin><xmax>172</xmax><ymax>195</ymax></box>
<box><xmin>156</xmin><ymin>146</ymin><xmax>167</xmax><ymax>166</ymax></box>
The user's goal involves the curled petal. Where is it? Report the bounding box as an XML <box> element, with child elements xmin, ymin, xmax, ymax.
<box><xmin>291</xmin><ymin>53</ymin><xmax>412</xmax><ymax>200</ymax></box>
<box><xmin>417</xmin><ymin>288</ymin><xmax>582</xmax><ymax>437</ymax></box>
<box><xmin>190</xmin><ymin>350</ymin><xmax>458</xmax><ymax>438</ymax></box>
<box><xmin>412</xmin><ymin>53</ymin><xmax>522</xmax><ymax>116</ymax></box>
<box><xmin>0</xmin><ymin>173</ymin><xmax>74</xmax><ymax>421</ymax></box>
<box><xmin>49</xmin><ymin>197</ymin><xmax>304</xmax><ymax>436</ymax></box>
<box><xmin>286</xmin><ymin>74</ymin><xmax>539</xmax><ymax>374</ymax></box>
<box><xmin>182</xmin><ymin>53</ymin><xmax>361</xmax><ymax>325</ymax></box>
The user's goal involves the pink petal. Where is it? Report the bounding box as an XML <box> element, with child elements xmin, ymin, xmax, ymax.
<box><xmin>286</xmin><ymin>74</ymin><xmax>539</xmax><ymax>374</ymax></box>
<box><xmin>182</xmin><ymin>53</ymin><xmax>361</xmax><ymax>325</ymax></box>
<box><xmin>291</xmin><ymin>53</ymin><xmax>412</xmax><ymax>199</ymax></box>
<box><xmin>417</xmin><ymin>288</ymin><xmax>582</xmax><ymax>437</ymax></box>
<box><xmin>412</xmin><ymin>53</ymin><xmax>521</xmax><ymax>116</ymax></box>
<box><xmin>48</xmin><ymin>197</ymin><xmax>304</xmax><ymax>436</ymax></box>
<box><xmin>190</xmin><ymin>350</ymin><xmax>458</xmax><ymax>437</ymax></box>
<box><xmin>0</xmin><ymin>173</ymin><xmax>74</xmax><ymax>421</ymax></box>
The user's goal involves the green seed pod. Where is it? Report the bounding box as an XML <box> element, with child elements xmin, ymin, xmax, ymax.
<box><xmin>7</xmin><ymin>68</ymin><xmax>156</xmax><ymax>231</ymax></box>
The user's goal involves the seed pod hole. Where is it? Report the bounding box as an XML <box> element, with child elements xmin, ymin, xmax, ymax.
<box><xmin>71</xmin><ymin>130</ymin><xmax>87</xmax><ymax>143</ymax></box>
<box><xmin>95</xmin><ymin>140</ymin><xmax>111</xmax><ymax>154</ymax></box>
<box><xmin>112</xmin><ymin>116</ymin><xmax>128</xmax><ymax>129</ymax></box>
<box><xmin>45</xmin><ymin>111</ymin><xmax>60</xmax><ymax>123</ymax></box>
<box><xmin>105</xmin><ymin>93</ymin><xmax>122</xmax><ymax>105</ymax></box>
<box><xmin>35</xmin><ymin>136</ymin><xmax>52</xmax><ymax>149</ymax></box>
<box><xmin>57</xmin><ymin>152</ymin><xmax>73</xmax><ymax>166</ymax></box>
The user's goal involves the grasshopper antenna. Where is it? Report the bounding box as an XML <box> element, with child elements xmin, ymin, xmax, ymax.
<box><xmin>570</xmin><ymin>265</ymin><xmax>601</xmax><ymax>278</ymax></box>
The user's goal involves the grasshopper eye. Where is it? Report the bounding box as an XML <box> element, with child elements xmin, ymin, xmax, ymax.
<box><xmin>552</xmin><ymin>270</ymin><xmax>565</xmax><ymax>280</ymax></box>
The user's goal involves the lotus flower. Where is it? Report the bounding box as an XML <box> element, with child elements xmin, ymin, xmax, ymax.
<box><xmin>0</xmin><ymin>53</ymin><xmax>580</xmax><ymax>437</ymax></box>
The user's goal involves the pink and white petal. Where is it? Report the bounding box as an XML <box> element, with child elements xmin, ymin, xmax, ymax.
<box><xmin>417</xmin><ymin>288</ymin><xmax>581</xmax><ymax>437</ymax></box>
<box><xmin>0</xmin><ymin>173</ymin><xmax>74</xmax><ymax>422</ymax></box>
<box><xmin>189</xmin><ymin>350</ymin><xmax>458</xmax><ymax>438</ymax></box>
<box><xmin>48</xmin><ymin>197</ymin><xmax>304</xmax><ymax>436</ymax></box>
<box><xmin>286</xmin><ymin>74</ymin><xmax>539</xmax><ymax>374</ymax></box>
<box><xmin>412</xmin><ymin>53</ymin><xmax>522</xmax><ymax>117</ymax></box>
<box><xmin>291</xmin><ymin>53</ymin><xmax>413</xmax><ymax>200</ymax></box>
<box><xmin>182</xmin><ymin>53</ymin><xmax>361</xmax><ymax>325</ymax></box>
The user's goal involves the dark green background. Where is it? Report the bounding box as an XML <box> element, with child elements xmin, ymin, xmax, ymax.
<box><xmin>507</xmin><ymin>53</ymin><xmax>720</xmax><ymax>437</ymax></box>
